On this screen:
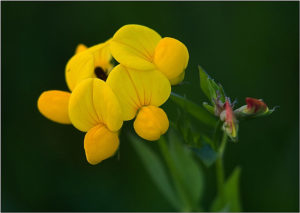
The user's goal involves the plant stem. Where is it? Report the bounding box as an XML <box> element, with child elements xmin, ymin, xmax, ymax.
<box><xmin>158</xmin><ymin>136</ymin><xmax>193</xmax><ymax>212</ymax></box>
<box><xmin>216</xmin><ymin>131</ymin><xmax>228</xmax><ymax>195</ymax></box>
<box><xmin>212</xmin><ymin>120</ymin><xmax>222</xmax><ymax>150</ymax></box>
<box><xmin>219</xmin><ymin>131</ymin><xmax>228</xmax><ymax>158</ymax></box>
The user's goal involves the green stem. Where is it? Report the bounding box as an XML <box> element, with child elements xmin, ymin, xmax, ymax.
<box><xmin>216</xmin><ymin>131</ymin><xmax>228</xmax><ymax>195</ymax></box>
<box><xmin>212</xmin><ymin>120</ymin><xmax>222</xmax><ymax>150</ymax></box>
<box><xmin>158</xmin><ymin>136</ymin><xmax>193</xmax><ymax>212</ymax></box>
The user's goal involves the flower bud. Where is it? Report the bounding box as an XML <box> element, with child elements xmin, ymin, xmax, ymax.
<box><xmin>234</xmin><ymin>97</ymin><xmax>271</xmax><ymax>118</ymax></box>
<box><xmin>134</xmin><ymin>106</ymin><xmax>169</xmax><ymax>141</ymax></box>
<box><xmin>221</xmin><ymin>100</ymin><xmax>238</xmax><ymax>141</ymax></box>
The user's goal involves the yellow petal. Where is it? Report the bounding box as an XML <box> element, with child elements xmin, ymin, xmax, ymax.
<box><xmin>69</xmin><ymin>78</ymin><xmax>123</xmax><ymax>132</ymax></box>
<box><xmin>65</xmin><ymin>41</ymin><xmax>113</xmax><ymax>91</ymax></box>
<box><xmin>153</xmin><ymin>37</ymin><xmax>189</xmax><ymax>81</ymax></box>
<box><xmin>110</xmin><ymin>24</ymin><xmax>161</xmax><ymax>71</ymax></box>
<box><xmin>84</xmin><ymin>124</ymin><xmax>119</xmax><ymax>165</ymax></box>
<box><xmin>37</xmin><ymin>90</ymin><xmax>71</xmax><ymax>124</ymax></box>
<box><xmin>75</xmin><ymin>44</ymin><xmax>88</xmax><ymax>54</ymax></box>
<box><xmin>169</xmin><ymin>71</ymin><xmax>185</xmax><ymax>85</ymax></box>
<box><xmin>65</xmin><ymin>51</ymin><xmax>95</xmax><ymax>91</ymax></box>
<box><xmin>106</xmin><ymin>65</ymin><xmax>171</xmax><ymax>121</ymax></box>
<box><xmin>134</xmin><ymin>106</ymin><xmax>169</xmax><ymax>141</ymax></box>
<box><xmin>92</xmin><ymin>40</ymin><xmax>113</xmax><ymax>72</ymax></box>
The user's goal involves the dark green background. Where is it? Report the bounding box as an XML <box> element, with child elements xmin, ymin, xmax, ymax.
<box><xmin>2</xmin><ymin>2</ymin><xmax>299</xmax><ymax>212</ymax></box>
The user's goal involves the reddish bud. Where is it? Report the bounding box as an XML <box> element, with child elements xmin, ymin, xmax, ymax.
<box><xmin>245</xmin><ymin>97</ymin><xmax>268</xmax><ymax>114</ymax></box>
<box><xmin>234</xmin><ymin>97</ymin><xmax>272</xmax><ymax>118</ymax></box>
<box><xmin>220</xmin><ymin>99</ymin><xmax>238</xmax><ymax>141</ymax></box>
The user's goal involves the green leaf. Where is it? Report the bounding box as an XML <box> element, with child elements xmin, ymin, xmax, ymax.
<box><xmin>217</xmin><ymin>83</ymin><xmax>226</xmax><ymax>103</ymax></box>
<box><xmin>199</xmin><ymin>65</ymin><xmax>211</xmax><ymax>100</ymax></box>
<box><xmin>211</xmin><ymin>167</ymin><xmax>242</xmax><ymax>212</ymax></box>
<box><xmin>202</xmin><ymin>133</ymin><xmax>217</xmax><ymax>149</ymax></box>
<box><xmin>128</xmin><ymin>134</ymin><xmax>181</xmax><ymax>210</ymax></box>
<box><xmin>171</xmin><ymin>112</ymin><xmax>202</xmax><ymax>148</ymax></box>
<box><xmin>203</xmin><ymin>102</ymin><xmax>215</xmax><ymax>115</ymax></box>
<box><xmin>167</xmin><ymin>129</ymin><xmax>204</xmax><ymax>208</ymax></box>
<box><xmin>208</xmin><ymin>79</ymin><xmax>219</xmax><ymax>101</ymax></box>
<box><xmin>170</xmin><ymin>92</ymin><xmax>216</xmax><ymax>128</ymax></box>
<box><xmin>192</xmin><ymin>144</ymin><xmax>218</xmax><ymax>167</ymax></box>
<box><xmin>199</xmin><ymin>65</ymin><xmax>226</xmax><ymax>104</ymax></box>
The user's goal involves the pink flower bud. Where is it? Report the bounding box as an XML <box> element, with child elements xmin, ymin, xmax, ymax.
<box><xmin>220</xmin><ymin>100</ymin><xmax>238</xmax><ymax>141</ymax></box>
<box><xmin>245</xmin><ymin>97</ymin><xmax>268</xmax><ymax>114</ymax></box>
<box><xmin>234</xmin><ymin>97</ymin><xmax>273</xmax><ymax>118</ymax></box>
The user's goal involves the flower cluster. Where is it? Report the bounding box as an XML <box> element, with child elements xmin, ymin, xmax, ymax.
<box><xmin>37</xmin><ymin>24</ymin><xmax>189</xmax><ymax>165</ymax></box>
<box><xmin>216</xmin><ymin>97</ymin><xmax>273</xmax><ymax>141</ymax></box>
<box><xmin>199</xmin><ymin>67</ymin><xmax>274</xmax><ymax>142</ymax></box>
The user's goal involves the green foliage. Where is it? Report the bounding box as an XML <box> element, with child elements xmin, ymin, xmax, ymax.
<box><xmin>211</xmin><ymin>167</ymin><xmax>242</xmax><ymax>212</ymax></box>
<box><xmin>170</xmin><ymin>92</ymin><xmax>217</xmax><ymax>128</ymax></box>
<box><xmin>169</xmin><ymin>102</ymin><xmax>219</xmax><ymax>167</ymax></box>
<box><xmin>192</xmin><ymin>144</ymin><xmax>218</xmax><ymax>167</ymax></box>
<box><xmin>129</xmin><ymin>130</ymin><xmax>205</xmax><ymax>211</ymax></box>
<box><xmin>199</xmin><ymin>65</ymin><xmax>226</xmax><ymax>105</ymax></box>
<box><xmin>167</xmin><ymin>129</ymin><xmax>204</xmax><ymax>208</ymax></box>
<box><xmin>203</xmin><ymin>102</ymin><xmax>215</xmax><ymax>114</ymax></box>
<box><xmin>171</xmin><ymin>108</ymin><xmax>202</xmax><ymax>147</ymax></box>
<box><xmin>199</xmin><ymin>65</ymin><xmax>211</xmax><ymax>100</ymax></box>
<box><xmin>128</xmin><ymin>134</ymin><xmax>181</xmax><ymax>211</ymax></box>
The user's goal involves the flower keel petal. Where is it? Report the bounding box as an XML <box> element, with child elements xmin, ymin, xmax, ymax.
<box><xmin>134</xmin><ymin>106</ymin><xmax>169</xmax><ymax>141</ymax></box>
<box><xmin>84</xmin><ymin>124</ymin><xmax>119</xmax><ymax>165</ymax></box>
<box><xmin>153</xmin><ymin>37</ymin><xmax>189</xmax><ymax>83</ymax></box>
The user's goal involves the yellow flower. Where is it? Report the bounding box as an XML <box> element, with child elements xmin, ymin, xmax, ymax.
<box><xmin>68</xmin><ymin>78</ymin><xmax>123</xmax><ymax>164</ymax></box>
<box><xmin>37</xmin><ymin>40</ymin><xmax>113</xmax><ymax>124</ymax></box>
<box><xmin>66</xmin><ymin>40</ymin><xmax>113</xmax><ymax>91</ymax></box>
<box><xmin>106</xmin><ymin>64</ymin><xmax>171</xmax><ymax>141</ymax></box>
<box><xmin>110</xmin><ymin>24</ymin><xmax>189</xmax><ymax>85</ymax></box>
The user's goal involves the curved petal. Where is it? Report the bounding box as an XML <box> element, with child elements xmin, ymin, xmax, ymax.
<box><xmin>110</xmin><ymin>24</ymin><xmax>161</xmax><ymax>71</ymax></box>
<box><xmin>84</xmin><ymin>124</ymin><xmax>119</xmax><ymax>165</ymax></box>
<box><xmin>37</xmin><ymin>90</ymin><xmax>71</xmax><ymax>124</ymax></box>
<box><xmin>65</xmin><ymin>51</ymin><xmax>94</xmax><ymax>91</ymax></box>
<box><xmin>69</xmin><ymin>78</ymin><xmax>123</xmax><ymax>132</ymax></box>
<box><xmin>169</xmin><ymin>71</ymin><xmax>185</xmax><ymax>85</ymax></box>
<box><xmin>106</xmin><ymin>65</ymin><xmax>171</xmax><ymax>121</ymax></box>
<box><xmin>153</xmin><ymin>37</ymin><xmax>189</xmax><ymax>81</ymax></box>
<box><xmin>134</xmin><ymin>106</ymin><xmax>169</xmax><ymax>141</ymax></box>
<box><xmin>91</xmin><ymin>40</ymin><xmax>113</xmax><ymax>72</ymax></box>
<box><xmin>65</xmin><ymin>41</ymin><xmax>113</xmax><ymax>91</ymax></box>
<box><xmin>75</xmin><ymin>44</ymin><xmax>88</xmax><ymax>54</ymax></box>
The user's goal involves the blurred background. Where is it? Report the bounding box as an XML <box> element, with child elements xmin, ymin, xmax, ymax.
<box><xmin>2</xmin><ymin>2</ymin><xmax>298</xmax><ymax>212</ymax></box>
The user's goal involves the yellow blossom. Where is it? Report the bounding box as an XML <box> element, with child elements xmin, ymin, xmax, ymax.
<box><xmin>106</xmin><ymin>64</ymin><xmax>171</xmax><ymax>141</ymax></box>
<box><xmin>110</xmin><ymin>24</ymin><xmax>189</xmax><ymax>85</ymax></box>
<box><xmin>69</xmin><ymin>78</ymin><xmax>123</xmax><ymax>164</ymax></box>
<box><xmin>66</xmin><ymin>40</ymin><xmax>113</xmax><ymax>91</ymax></box>
<box><xmin>37</xmin><ymin>40</ymin><xmax>113</xmax><ymax>124</ymax></box>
